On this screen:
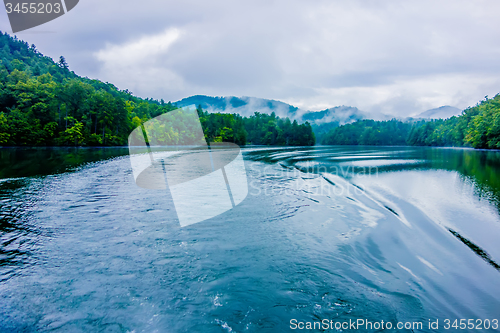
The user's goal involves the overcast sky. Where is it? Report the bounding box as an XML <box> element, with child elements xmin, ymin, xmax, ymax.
<box><xmin>1</xmin><ymin>0</ymin><xmax>500</xmax><ymax>116</ymax></box>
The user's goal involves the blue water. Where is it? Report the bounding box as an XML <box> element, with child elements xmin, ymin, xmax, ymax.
<box><xmin>1</xmin><ymin>146</ymin><xmax>499</xmax><ymax>332</ymax></box>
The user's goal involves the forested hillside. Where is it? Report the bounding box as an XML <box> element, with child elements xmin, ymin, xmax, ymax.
<box><xmin>322</xmin><ymin>94</ymin><xmax>500</xmax><ymax>149</ymax></box>
<box><xmin>196</xmin><ymin>108</ymin><xmax>315</xmax><ymax>146</ymax></box>
<box><xmin>321</xmin><ymin>119</ymin><xmax>410</xmax><ymax>146</ymax></box>
<box><xmin>0</xmin><ymin>32</ymin><xmax>314</xmax><ymax>147</ymax></box>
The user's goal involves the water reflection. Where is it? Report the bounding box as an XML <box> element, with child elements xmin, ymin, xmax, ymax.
<box><xmin>246</xmin><ymin>146</ymin><xmax>500</xmax><ymax>212</ymax></box>
<box><xmin>0</xmin><ymin>178</ymin><xmax>43</xmax><ymax>282</ymax></box>
<box><xmin>246</xmin><ymin>146</ymin><xmax>500</xmax><ymax>278</ymax></box>
<box><xmin>0</xmin><ymin>147</ymin><xmax>129</xmax><ymax>179</ymax></box>
<box><xmin>1</xmin><ymin>146</ymin><xmax>500</xmax><ymax>332</ymax></box>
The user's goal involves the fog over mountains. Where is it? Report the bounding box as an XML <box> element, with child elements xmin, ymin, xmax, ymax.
<box><xmin>175</xmin><ymin>95</ymin><xmax>462</xmax><ymax>125</ymax></box>
<box><xmin>414</xmin><ymin>106</ymin><xmax>462</xmax><ymax>119</ymax></box>
<box><xmin>175</xmin><ymin>95</ymin><xmax>368</xmax><ymax>125</ymax></box>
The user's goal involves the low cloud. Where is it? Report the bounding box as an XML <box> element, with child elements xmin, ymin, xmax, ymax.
<box><xmin>93</xmin><ymin>28</ymin><xmax>186</xmax><ymax>97</ymax></box>
<box><xmin>95</xmin><ymin>28</ymin><xmax>181</xmax><ymax>67</ymax></box>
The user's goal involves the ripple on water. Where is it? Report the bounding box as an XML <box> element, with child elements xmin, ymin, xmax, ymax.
<box><xmin>1</xmin><ymin>147</ymin><xmax>500</xmax><ymax>331</ymax></box>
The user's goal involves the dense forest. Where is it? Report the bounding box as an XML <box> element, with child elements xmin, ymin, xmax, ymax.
<box><xmin>0</xmin><ymin>32</ymin><xmax>315</xmax><ymax>147</ymax></box>
<box><xmin>322</xmin><ymin>94</ymin><xmax>500</xmax><ymax>149</ymax></box>
<box><xmin>321</xmin><ymin>119</ymin><xmax>409</xmax><ymax>146</ymax></box>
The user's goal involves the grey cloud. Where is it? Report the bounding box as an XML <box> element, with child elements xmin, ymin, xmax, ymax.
<box><xmin>1</xmin><ymin>0</ymin><xmax>500</xmax><ymax>116</ymax></box>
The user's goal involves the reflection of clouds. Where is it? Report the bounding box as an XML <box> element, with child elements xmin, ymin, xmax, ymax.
<box><xmin>335</xmin><ymin>159</ymin><xmax>424</xmax><ymax>168</ymax></box>
<box><xmin>354</xmin><ymin>170</ymin><xmax>500</xmax><ymax>264</ymax></box>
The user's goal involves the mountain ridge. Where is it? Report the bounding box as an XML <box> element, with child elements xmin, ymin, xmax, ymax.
<box><xmin>414</xmin><ymin>106</ymin><xmax>462</xmax><ymax>119</ymax></box>
<box><xmin>176</xmin><ymin>95</ymin><xmax>466</xmax><ymax>124</ymax></box>
<box><xmin>175</xmin><ymin>95</ymin><xmax>367</xmax><ymax>125</ymax></box>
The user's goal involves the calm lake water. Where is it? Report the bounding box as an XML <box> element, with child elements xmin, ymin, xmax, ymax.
<box><xmin>1</xmin><ymin>146</ymin><xmax>499</xmax><ymax>332</ymax></box>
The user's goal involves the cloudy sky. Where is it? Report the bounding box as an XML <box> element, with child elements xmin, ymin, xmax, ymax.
<box><xmin>1</xmin><ymin>0</ymin><xmax>500</xmax><ymax>116</ymax></box>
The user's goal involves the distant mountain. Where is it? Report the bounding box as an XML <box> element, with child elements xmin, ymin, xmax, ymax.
<box><xmin>175</xmin><ymin>95</ymin><xmax>299</xmax><ymax>118</ymax></box>
<box><xmin>174</xmin><ymin>95</ymin><xmax>366</xmax><ymax>125</ymax></box>
<box><xmin>415</xmin><ymin>106</ymin><xmax>462</xmax><ymax>119</ymax></box>
<box><xmin>301</xmin><ymin>105</ymin><xmax>366</xmax><ymax>124</ymax></box>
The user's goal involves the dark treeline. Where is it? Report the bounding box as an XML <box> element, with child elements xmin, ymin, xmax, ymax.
<box><xmin>242</xmin><ymin>112</ymin><xmax>315</xmax><ymax>146</ymax></box>
<box><xmin>0</xmin><ymin>32</ymin><xmax>314</xmax><ymax>147</ymax></box>
<box><xmin>322</xmin><ymin>94</ymin><xmax>500</xmax><ymax>149</ymax></box>
<box><xmin>198</xmin><ymin>108</ymin><xmax>315</xmax><ymax>146</ymax></box>
<box><xmin>321</xmin><ymin>119</ymin><xmax>410</xmax><ymax>146</ymax></box>
<box><xmin>311</xmin><ymin>122</ymin><xmax>340</xmax><ymax>144</ymax></box>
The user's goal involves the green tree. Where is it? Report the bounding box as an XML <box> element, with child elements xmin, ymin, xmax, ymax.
<box><xmin>58</xmin><ymin>121</ymin><xmax>84</xmax><ymax>145</ymax></box>
<box><xmin>58</xmin><ymin>56</ymin><xmax>68</xmax><ymax>70</ymax></box>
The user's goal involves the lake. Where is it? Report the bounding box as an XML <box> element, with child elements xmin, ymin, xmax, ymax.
<box><xmin>1</xmin><ymin>146</ymin><xmax>499</xmax><ymax>332</ymax></box>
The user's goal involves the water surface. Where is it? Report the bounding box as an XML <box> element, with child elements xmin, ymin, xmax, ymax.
<box><xmin>1</xmin><ymin>146</ymin><xmax>499</xmax><ymax>332</ymax></box>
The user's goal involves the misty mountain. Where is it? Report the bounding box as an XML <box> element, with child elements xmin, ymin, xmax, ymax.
<box><xmin>175</xmin><ymin>95</ymin><xmax>299</xmax><ymax>118</ymax></box>
<box><xmin>175</xmin><ymin>95</ymin><xmax>366</xmax><ymax>125</ymax></box>
<box><xmin>415</xmin><ymin>106</ymin><xmax>462</xmax><ymax>119</ymax></box>
<box><xmin>301</xmin><ymin>105</ymin><xmax>367</xmax><ymax>124</ymax></box>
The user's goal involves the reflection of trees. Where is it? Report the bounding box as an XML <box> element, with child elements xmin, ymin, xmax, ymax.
<box><xmin>0</xmin><ymin>147</ymin><xmax>129</xmax><ymax>179</ymax></box>
<box><xmin>338</xmin><ymin>148</ymin><xmax>500</xmax><ymax>212</ymax></box>
<box><xmin>435</xmin><ymin>149</ymin><xmax>500</xmax><ymax>210</ymax></box>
